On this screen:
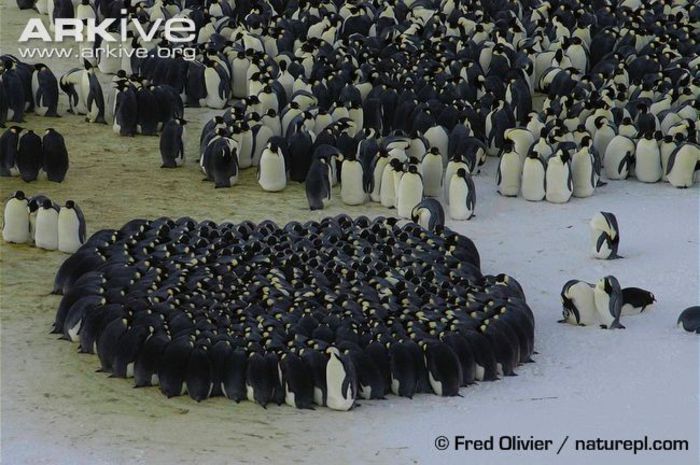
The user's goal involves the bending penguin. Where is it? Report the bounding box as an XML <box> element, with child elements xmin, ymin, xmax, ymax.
<box><xmin>594</xmin><ymin>276</ymin><xmax>625</xmax><ymax>329</ymax></box>
<box><xmin>590</xmin><ymin>211</ymin><xmax>622</xmax><ymax>259</ymax></box>
<box><xmin>411</xmin><ymin>198</ymin><xmax>445</xmax><ymax>231</ymax></box>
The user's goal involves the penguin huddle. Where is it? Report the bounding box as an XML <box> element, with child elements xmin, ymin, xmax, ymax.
<box><xmin>51</xmin><ymin>214</ymin><xmax>535</xmax><ymax>410</ymax></box>
<box><xmin>559</xmin><ymin>276</ymin><xmax>656</xmax><ymax>329</ymax></box>
<box><xmin>0</xmin><ymin>55</ymin><xmax>60</xmax><ymax>125</ymax></box>
<box><xmin>3</xmin><ymin>191</ymin><xmax>86</xmax><ymax>253</ymax></box>
<box><xmin>0</xmin><ymin>126</ymin><xmax>69</xmax><ymax>182</ymax></box>
<box><xmin>108</xmin><ymin>70</ymin><xmax>185</xmax><ymax>137</ymax></box>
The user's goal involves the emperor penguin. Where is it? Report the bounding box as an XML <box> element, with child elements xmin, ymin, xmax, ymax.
<box><xmin>305</xmin><ymin>157</ymin><xmax>332</xmax><ymax>210</ymax></box>
<box><xmin>571</xmin><ymin>137</ymin><xmax>597</xmax><ymax>198</ymax></box>
<box><xmin>397</xmin><ymin>165</ymin><xmax>424</xmax><ymax>219</ymax></box>
<box><xmin>559</xmin><ymin>279</ymin><xmax>598</xmax><ymax>326</ymax></box>
<box><xmin>81</xmin><ymin>61</ymin><xmax>106</xmax><ymax>124</ymax></box>
<box><xmin>32</xmin><ymin>64</ymin><xmax>59</xmax><ymax>117</ymax></box>
<box><xmin>677</xmin><ymin>307</ymin><xmax>700</xmax><ymax>333</ymax></box>
<box><xmin>57</xmin><ymin>200</ymin><xmax>86</xmax><ymax>253</ymax></box>
<box><xmin>380</xmin><ymin>158</ymin><xmax>402</xmax><ymax>208</ymax></box>
<box><xmin>520</xmin><ymin>151</ymin><xmax>546</xmax><ymax>201</ymax></box>
<box><xmin>340</xmin><ymin>153</ymin><xmax>367</xmax><ymax>206</ymax></box>
<box><xmin>592</xmin><ymin>117</ymin><xmax>616</xmax><ymax>159</ymax></box>
<box><xmin>594</xmin><ymin>276</ymin><xmax>625</xmax><ymax>329</ymax></box>
<box><xmin>411</xmin><ymin>198</ymin><xmax>445</xmax><ymax>231</ymax></box>
<box><xmin>420</xmin><ymin>147</ymin><xmax>444</xmax><ymax>197</ymax></box>
<box><xmin>444</xmin><ymin>154</ymin><xmax>470</xmax><ymax>203</ymax></box>
<box><xmin>324</xmin><ymin>347</ymin><xmax>356</xmax><ymax>411</ymax></box>
<box><xmin>160</xmin><ymin>118</ymin><xmax>186</xmax><ymax>168</ymax></box>
<box><xmin>448</xmin><ymin>168</ymin><xmax>476</xmax><ymax>221</ymax></box>
<box><xmin>621</xmin><ymin>288</ymin><xmax>656</xmax><ymax>316</ymax></box>
<box><xmin>203</xmin><ymin>60</ymin><xmax>229</xmax><ymax>109</ymax></box>
<box><xmin>590</xmin><ymin>211</ymin><xmax>622</xmax><ymax>260</ymax></box>
<box><xmin>659</xmin><ymin>135</ymin><xmax>677</xmax><ymax>182</ymax></box>
<box><xmin>545</xmin><ymin>150</ymin><xmax>573</xmax><ymax>203</ymax></box>
<box><xmin>3</xmin><ymin>191</ymin><xmax>30</xmax><ymax>244</ymax></box>
<box><xmin>634</xmin><ymin>131</ymin><xmax>662</xmax><ymax>183</ymax></box>
<box><xmin>369</xmin><ymin>149</ymin><xmax>390</xmax><ymax>202</ymax></box>
<box><xmin>257</xmin><ymin>141</ymin><xmax>287</xmax><ymax>192</ymax></box>
<box><xmin>666</xmin><ymin>143</ymin><xmax>700</xmax><ymax>188</ymax></box>
<box><xmin>496</xmin><ymin>142</ymin><xmax>522</xmax><ymax>197</ymax></box>
<box><xmin>603</xmin><ymin>135</ymin><xmax>635</xmax><ymax>180</ymax></box>
<box><xmin>35</xmin><ymin>199</ymin><xmax>60</xmax><ymax>250</ymax></box>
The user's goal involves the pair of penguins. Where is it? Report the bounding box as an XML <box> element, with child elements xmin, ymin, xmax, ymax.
<box><xmin>58</xmin><ymin>60</ymin><xmax>107</xmax><ymax>124</ymax></box>
<box><xmin>0</xmin><ymin>126</ymin><xmax>69</xmax><ymax>182</ymax></box>
<box><xmin>560</xmin><ymin>212</ymin><xmax>655</xmax><ymax>329</ymax></box>
<box><xmin>109</xmin><ymin>71</ymin><xmax>185</xmax><ymax>137</ymax></box>
<box><xmin>3</xmin><ymin>191</ymin><xmax>86</xmax><ymax>253</ymax></box>
<box><xmin>51</xmin><ymin>214</ymin><xmax>533</xmax><ymax>409</ymax></box>
<box><xmin>0</xmin><ymin>54</ymin><xmax>59</xmax><ymax>125</ymax></box>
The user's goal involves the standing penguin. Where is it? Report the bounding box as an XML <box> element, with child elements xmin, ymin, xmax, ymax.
<box><xmin>590</xmin><ymin>211</ymin><xmax>622</xmax><ymax>260</ymax></box>
<box><xmin>324</xmin><ymin>347</ymin><xmax>356</xmax><ymax>411</ymax></box>
<box><xmin>545</xmin><ymin>150</ymin><xmax>573</xmax><ymax>203</ymax></box>
<box><xmin>603</xmin><ymin>135</ymin><xmax>635</xmax><ymax>180</ymax></box>
<box><xmin>42</xmin><ymin>128</ymin><xmax>68</xmax><ymax>182</ymax></box>
<box><xmin>448</xmin><ymin>168</ymin><xmax>476</xmax><ymax>221</ymax></box>
<box><xmin>57</xmin><ymin>200</ymin><xmax>86</xmax><ymax>254</ymax></box>
<box><xmin>559</xmin><ymin>280</ymin><xmax>598</xmax><ymax>326</ymax></box>
<box><xmin>496</xmin><ymin>143</ymin><xmax>521</xmax><ymax>197</ymax></box>
<box><xmin>420</xmin><ymin>147</ymin><xmax>444</xmax><ymax>197</ymax></box>
<box><xmin>340</xmin><ymin>152</ymin><xmax>366</xmax><ymax>206</ymax></box>
<box><xmin>160</xmin><ymin>118</ymin><xmax>186</xmax><ymax>168</ymax></box>
<box><xmin>396</xmin><ymin>165</ymin><xmax>423</xmax><ymax>219</ymax></box>
<box><xmin>520</xmin><ymin>151</ymin><xmax>546</xmax><ymax>201</ymax></box>
<box><xmin>257</xmin><ymin>141</ymin><xmax>287</xmax><ymax>192</ymax></box>
<box><xmin>210</xmin><ymin>145</ymin><xmax>239</xmax><ymax>189</ymax></box>
<box><xmin>411</xmin><ymin>198</ymin><xmax>445</xmax><ymax>231</ymax></box>
<box><xmin>82</xmin><ymin>61</ymin><xmax>106</xmax><ymax>124</ymax></box>
<box><xmin>594</xmin><ymin>276</ymin><xmax>625</xmax><ymax>329</ymax></box>
<box><xmin>0</xmin><ymin>125</ymin><xmax>22</xmax><ymax>177</ymax></box>
<box><xmin>571</xmin><ymin>138</ymin><xmax>597</xmax><ymax>198</ymax></box>
<box><xmin>369</xmin><ymin>149</ymin><xmax>390</xmax><ymax>202</ymax></box>
<box><xmin>32</xmin><ymin>64</ymin><xmax>59</xmax><ymax>117</ymax></box>
<box><xmin>305</xmin><ymin>157</ymin><xmax>331</xmax><ymax>210</ymax></box>
<box><xmin>35</xmin><ymin>199</ymin><xmax>60</xmax><ymax>250</ymax></box>
<box><xmin>443</xmin><ymin>154</ymin><xmax>470</xmax><ymax>203</ymax></box>
<box><xmin>666</xmin><ymin>143</ymin><xmax>700</xmax><ymax>188</ymax></box>
<box><xmin>16</xmin><ymin>130</ymin><xmax>43</xmax><ymax>182</ymax></box>
<box><xmin>3</xmin><ymin>191</ymin><xmax>30</xmax><ymax>244</ymax></box>
<box><xmin>635</xmin><ymin>132</ymin><xmax>662</xmax><ymax>183</ymax></box>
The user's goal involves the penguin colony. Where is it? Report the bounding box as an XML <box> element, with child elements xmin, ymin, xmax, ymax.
<box><xmin>3</xmin><ymin>191</ymin><xmax>86</xmax><ymax>253</ymax></box>
<box><xmin>50</xmin><ymin>215</ymin><xmax>535</xmax><ymax>410</ymax></box>
<box><xmin>5</xmin><ymin>0</ymin><xmax>699</xmax><ymax>217</ymax></box>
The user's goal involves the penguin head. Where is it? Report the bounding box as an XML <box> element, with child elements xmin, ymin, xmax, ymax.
<box><xmin>65</xmin><ymin>200</ymin><xmax>75</xmax><ymax>209</ymax></box>
<box><xmin>457</xmin><ymin>168</ymin><xmax>467</xmax><ymax>178</ymax></box>
<box><xmin>12</xmin><ymin>191</ymin><xmax>26</xmax><ymax>201</ymax></box>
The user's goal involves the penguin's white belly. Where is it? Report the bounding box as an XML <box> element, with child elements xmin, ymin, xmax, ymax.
<box><xmin>594</xmin><ymin>290</ymin><xmax>615</xmax><ymax>327</ymax></box>
<box><xmin>590</xmin><ymin>230</ymin><xmax>613</xmax><ymax>259</ymax></box>
<box><xmin>448</xmin><ymin>181</ymin><xmax>470</xmax><ymax>220</ymax></box>
<box><xmin>569</xmin><ymin>282</ymin><xmax>599</xmax><ymax>325</ymax></box>
<box><xmin>313</xmin><ymin>386</ymin><xmax>323</xmax><ymax>406</ymax></box>
<box><xmin>498</xmin><ymin>157</ymin><xmax>521</xmax><ymax>196</ymax></box>
<box><xmin>35</xmin><ymin>212</ymin><xmax>59</xmax><ymax>250</ymax></box>
<box><xmin>390</xmin><ymin>376</ymin><xmax>400</xmax><ymax>396</ymax></box>
<box><xmin>204</xmin><ymin>70</ymin><xmax>226</xmax><ymax>109</ymax></box>
<box><xmin>340</xmin><ymin>164</ymin><xmax>366</xmax><ymax>205</ymax></box>
<box><xmin>3</xmin><ymin>204</ymin><xmax>30</xmax><ymax>244</ymax></box>
<box><xmin>428</xmin><ymin>370</ymin><xmax>442</xmax><ymax>396</ymax></box>
<box><xmin>397</xmin><ymin>177</ymin><xmax>423</xmax><ymax>218</ymax></box>
<box><xmin>635</xmin><ymin>149</ymin><xmax>662</xmax><ymax>183</ymax></box>
<box><xmin>258</xmin><ymin>158</ymin><xmax>286</xmax><ymax>192</ymax></box>
<box><xmin>545</xmin><ymin>165</ymin><xmax>572</xmax><ymax>203</ymax></box>
<box><xmin>521</xmin><ymin>162</ymin><xmax>546</xmax><ymax>201</ymax></box>
<box><xmin>379</xmin><ymin>169</ymin><xmax>396</xmax><ymax>208</ymax></box>
<box><xmin>571</xmin><ymin>154</ymin><xmax>595</xmax><ymax>198</ymax></box>
<box><xmin>474</xmin><ymin>364</ymin><xmax>485</xmax><ymax>381</ymax></box>
<box><xmin>58</xmin><ymin>218</ymin><xmax>82</xmax><ymax>254</ymax></box>
<box><xmin>417</xmin><ymin>209</ymin><xmax>432</xmax><ymax>229</ymax></box>
<box><xmin>420</xmin><ymin>157</ymin><xmax>443</xmax><ymax>197</ymax></box>
<box><xmin>325</xmin><ymin>363</ymin><xmax>353</xmax><ymax>411</ymax></box>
